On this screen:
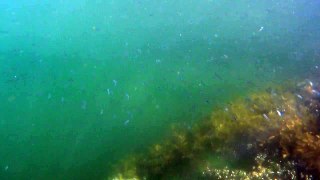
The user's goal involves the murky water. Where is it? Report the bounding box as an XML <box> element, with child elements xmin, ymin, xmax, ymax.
<box><xmin>0</xmin><ymin>0</ymin><xmax>319</xmax><ymax>179</ymax></box>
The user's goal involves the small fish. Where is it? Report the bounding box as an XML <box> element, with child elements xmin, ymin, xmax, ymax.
<box><xmin>312</xmin><ymin>90</ymin><xmax>320</xmax><ymax>97</ymax></box>
<box><xmin>113</xmin><ymin>80</ymin><xmax>117</xmax><ymax>86</ymax></box>
<box><xmin>297</xmin><ymin>81</ymin><xmax>307</xmax><ymax>87</ymax></box>
<box><xmin>124</xmin><ymin>120</ymin><xmax>130</xmax><ymax>126</ymax></box>
<box><xmin>258</xmin><ymin>26</ymin><xmax>264</xmax><ymax>32</ymax></box>
<box><xmin>276</xmin><ymin>109</ymin><xmax>283</xmax><ymax>117</ymax></box>
<box><xmin>270</xmin><ymin>89</ymin><xmax>277</xmax><ymax>96</ymax></box>
<box><xmin>268</xmin><ymin>135</ymin><xmax>275</xmax><ymax>140</ymax></box>
<box><xmin>107</xmin><ymin>88</ymin><xmax>111</xmax><ymax>95</ymax></box>
<box><xmin>81</xmin><ymin>100</ymin><xmax>87</xmax><ymax>110</ymax></box>
<box><xmin>0</xmin><ymin>30</ymin><xmax>9</xmax><ymax>34</ymax></box>
<box><xmin>125</xmin><ymin>93</ymin><xmax>130</xmax><ymax>100</ymax></box>
<box><xmin>308</xmin><ymin>80</ymin><xmax>314</xmax><ymax>87</ymax></box>
<box><xmin>296</xmin><ymin>94</ymin><xmax>303</xmax><ymax>99</ymax></box>
<box><xmin>230</xmin><ymin>114</ymin><xmax>237</xmax><ymax>121</ymax></box>
<box><xmin>262</xmin><ymin>113</ymin><xmax>270</xmax><ymax>121</ymax></box>
<box><xmin>214</xmin><ymin>72</ymin><xmax>223</xmax><ymax>80</ymax></box>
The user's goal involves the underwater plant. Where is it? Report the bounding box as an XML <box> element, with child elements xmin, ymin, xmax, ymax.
<box><xmin>111</xmin><ymin>156</ymin><xmax>140</xmax><ymax>180</ymax></box>
<box><xmin>110</xmin><ymin>78</ymin><xmax>320</xmax><ymax>179</ymax></box>
<box><xmin>277</xmin><ymin>117</ymin><xmax>320</xmax><ymax>174</ymax></box>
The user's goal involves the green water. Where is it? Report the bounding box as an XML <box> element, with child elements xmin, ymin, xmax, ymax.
<box><xmin>0</xmin><ymin>0</ymin><xmax>319</xmax><ymax>179</ymax></box>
